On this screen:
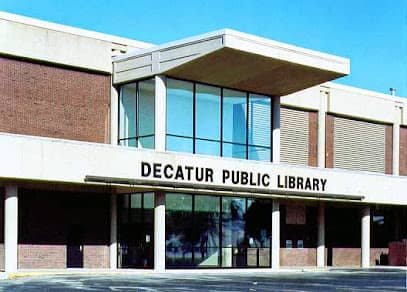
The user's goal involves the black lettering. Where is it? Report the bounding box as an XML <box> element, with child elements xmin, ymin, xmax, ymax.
<box><xmin>262</xmin><ymin>174</ymin><xmax>270</xmax><ymax>187</ymax></box>
<box><xmin>297</xmin><ymin>177</ymin><xmax>304</xmax><ymax>189</ymax></box>
<box><xmin>250</xmin><ymin>173</ymin><xmax>257</xmax><ymax>186</ymax></box>
<box><xmin>141</xmin><ymin>162</ymin><xmax>151</xmax><ymax>177</ymax></box>
<box><xmin>305</xmin><ymin>178</ymin><xmax>312</xmax><ymax>190</ymax></box>
<box><xmin>241</xmin><ymin>172</ymin><xmax>248</xmax><ymax>185</ymax></box>
<box><xmin>185</xmin><ymin>166</ymin><xmax>193</xmax><ymax>180</ymax></box>
<box><xmin>153</xmin><ymin>163</ymin><xmax>162</xmax><ymax>178</ymax></box>
<box><xmin>320</xmin><ymin>179</ymin><xmax>327</xmax><ymax>191</ymax></box>
<box><xmin>175</xmin><ymin>166</ymin><xmax>184</xmax><ymax>180</ymax></box>
<box><xmin>313</xmin><ymin>178</ymin><xmax>319</xmax><ymax>191</ymax></box>
<box><xmin>231</xmin><ymin>171</ymin><xmax>239</xmax><ymax>184</ymax></box>
<box><xmin>196</xmin><ymin>168</ymin><xmax>204</xmax><ymax>181</ymax></box>
<box><xmin>222</xmin><ymin>170</ymin><xmax>230</xmax><ymax>183</ymax></box>
<box><xmin>288</xmin><ymin>176</ymin><xmax>296</xmax><ymax>188</ymax></box>
<box><xmin>163</xmin><ymin>164</ymin><xmax>173</xmax><ymax>179</ymax></box>
<box><xmin>206</xmin><ymin>168</ymin><xmax>214</xmax><ymax>183</ymax></box>
<box><xmin>277</xmin><ymin>175</ymin><xmax>284</xmax><ymax>188</ymax></box>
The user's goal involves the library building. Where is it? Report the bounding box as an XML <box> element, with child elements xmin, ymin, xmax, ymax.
<box><xmin>0</xmin><ymin>11</ymin><xmax>406</xmax><ymax>274</ymax></box>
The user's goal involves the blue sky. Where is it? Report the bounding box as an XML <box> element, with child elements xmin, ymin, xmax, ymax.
<box><xmin>1</xmin><ymin>0</ymin><xmax>406</xmax><ymax>97</ymax></box>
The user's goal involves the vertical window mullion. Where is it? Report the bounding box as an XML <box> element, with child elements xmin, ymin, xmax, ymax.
<box><xmin>117</xmin><ymin>86</ymin><xmax>121</xmax><ymax>145</ymax></box>
<box><xmin>193</xmin><ymin>83</ymin><xmax>196</xmax><ymax>154</ymax></box>
<box><xmin>246</xmin><ymin>93</ymin><xmax>249</xmax><ymax>160</ymax></box>
<box><xmin>135</xmin><ymin>82</ymin><xmax>139</xmax><ymax>148</ymax></box>
<box><xmin>220</xmin><ymin>88</ymin><xmax>223</xmax><ymax>157</ymax></box>
<box><xmin>270</xmin><ymin>96</ymin><xmax>274</xmax><ymax>162</ymax></box>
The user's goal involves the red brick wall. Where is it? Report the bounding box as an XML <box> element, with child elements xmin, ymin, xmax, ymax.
<box><xmin>83</xmin><ymin>245</ymin><xmax>109</xmax><ymax>269</ymax></box>
<box><xmin>18</xmin><ymin>189</ymin><xmax>110</xmax><ymax>269</ymax></box>
<box><xmin>400</xmin><ymin>127</ymin><xmax>407</xmax><ymax>176</ymax></box>
<box><xmin>280</xmin><ymin>248</ymin><xmax>316</xmax><ymax>267</ymax></box>
<box><xmin>308</xmin><ymin>111</ymin><xmax>318</xmax><ymax>167</ymax></box>
<box><xmin>331</xmin><ymin>248</ymin><xmax>360</xmax><ymax>266</ymax></box>
<box><xmin>389</xmin><ymin>240</ymin><xmax>407</xmax><ymax>266</ymax></box>
<box><xmin>0</xmin><ymin>56</ymin><xmax>111</xmax><ymax>143</ymax></box>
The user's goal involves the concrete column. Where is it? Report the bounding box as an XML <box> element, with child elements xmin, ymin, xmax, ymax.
<box><xmin>317</xmin><ymin>202</ymin><xmax>325</xmax><ymax>267</ymax></box>
<box><xmin>4</xmin><ymin>184</ymin><xmax>18</xmax><ymax>273</ymax></box>
<box><xmin>393</xmin><ymin>106</ymin><xmax>401</xmax><ymax>175</ymax></box>
<box><xmin>272</xmin><ymin>96</ymin><xmax>281</xmax><ymax>163</ymax></box>
<box><xmin>318</xmin><ymin>91</ymin><xmax>328</xmax><ymax>168</ymax></box>
<box><xmin>110</xmin><ymin>85</ymin><xmax>119</xmax><ymax>145</ymax></box>
<box><xmin>271</xmin><ymin>200</ymin><xmax>280</xmax><ymax>270</ymax></box>
<box><xmin>361</xmin><ymin>206</ymin><xmax>371</xmax><ymax>268</ymax></box>
<box><xmin>154</xmin><ymin>192</ymin><xmax>166</xmax><ymax>272</ymax></box>
<box><xmin>109</xmin><ymin>193</ymin><xmax>117</xmax><ymax>269</ymax></box>
<box><xmin>155</xmin><ymin>75</ymin><xmax>167</xmax><ymax>152</ymax></box>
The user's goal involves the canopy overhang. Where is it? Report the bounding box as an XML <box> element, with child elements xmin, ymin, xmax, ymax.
<box><xmin>113</xmin><ymin>29</ymin><xmax>350</xmax><ymax>96</ymax></box>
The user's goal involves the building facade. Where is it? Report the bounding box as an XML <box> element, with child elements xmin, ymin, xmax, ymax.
<box><xmin>0</xmin><ymin>11</ymin><xmax>406</xmax><ymax>273</ymax></box>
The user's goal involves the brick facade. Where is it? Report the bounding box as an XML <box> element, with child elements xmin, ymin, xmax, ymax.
<box><xmin>325</xmin><ymin>114</ymin><xmax>334</xmax><ymax>168</ymax></box>
<box><xmin>18</xmin><ymin>189</ymin><xmax>110</xmax><ymax>269</ymax></box>
<box><xmin>0</xmin><ymin>56</ymin><xmax>111</xmax><ymax>143</ymax></box>
<box><xmin>280</xmin><ymin>248</ymin><xmax>316</xmax><ymax>266</ymax></box>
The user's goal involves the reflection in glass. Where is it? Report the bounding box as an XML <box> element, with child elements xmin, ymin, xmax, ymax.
<box><xmin>196</xmin><ymin>84</ymin><xmax>221</xmax><ymax>140</ymax></box>
<box><xmin>223</xmin><ymin>89</ymin><xmax>247</xmax><ymax>145</ymax></box>
<box><xmin>119</xmin><ymin>79</ymin><xmax>155</xmax><ymax>149</ymax></box>
<box><xmin>248</xmin><ymin>94</ymin><xmax>271</xmax><ymax>147</ymax></box>
<box><xmin>119</xmin><ymin>83</ymin><xmax>137</xmax><ymax>143</ymax></box>
<box><xmin>166</xmin><ymin>136</ymin><xmax>193</xmax><ymax>153</ymax></box>
<box><xmin>118</xmin><ymin>193</ymin><xmax>154</xmax><ymax>269</ymax></box>
<box><xmin>195</xmin><ymin>139</ymin><xmax>220</xmax><ymax>156</ymax></box>
<box><xmin>166</xmin><ymin>194</ymin><xmax>194</xmax><ymax>267</ymax></box>
<box><xmin>166</xmin><ymin>79</ymin><xmax>193</xmax><ymax>137</ymax></box>
<box><xmin>222</xmin><ymin>142</ymin><xmax>246</xmax><ymax>159</ymax></box>
<box><xmin>138</xmin><ymin>79</ymin><xmax>155</xmax><ymax>137</ymax></box>
<box><xmin>248</xmin><ymin>145</ymin><xmax>271</xmax><ymax>162</ymax></box>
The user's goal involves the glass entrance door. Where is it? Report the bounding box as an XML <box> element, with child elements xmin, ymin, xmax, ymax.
<box><xmin>118</xmin><ymin>193</ymin><xmax>154</xmax><ymax>268</ymax></box>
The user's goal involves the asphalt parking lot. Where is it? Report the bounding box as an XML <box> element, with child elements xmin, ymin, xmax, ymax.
<box><xmin>0</xmin><ymin>269</ymin><xmax>406</xmax><ymax>291</ymax></box>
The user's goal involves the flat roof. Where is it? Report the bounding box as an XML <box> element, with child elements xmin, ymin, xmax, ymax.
<box><xmin>113</xmin><ymin>29</ymin><xmax>350</xmax><ymax>96</ymax></box>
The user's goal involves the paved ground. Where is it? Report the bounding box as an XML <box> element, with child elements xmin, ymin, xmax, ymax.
<box><xmin>0</xmin><ymin>269</ymin><xmax>406</xmax><ymax>291</ymax></box>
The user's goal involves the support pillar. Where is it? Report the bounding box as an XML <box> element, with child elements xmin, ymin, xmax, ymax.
<box><xmin>271</xmin><ymin>200</ymin><xmax>280</xmax><ymax>270</ymax></box>
<box><xmin>155</xmin><ymin>75</ymin><xmax>166</xmax><ymax>152</ymax></box>
<box><xmin>4</xmin><ymin>184</ymin><xmax>18</xmax><ymax>273</ymax></box>
<box><xmin>272</xmin><ymin>96</ymin><xmax>280</xmax><ymax>163</ymax></box>
<box><xmin>109</xmin><ymin>193</ymin><xmax>117</xmax><ymax>269</ymax></box>
<box><xmin>154</xmin><ymin>192</ymin><xmax>166</xmax><ymax>272</ymax></box>
<box><xmin>361</xmin><ymin>206</ymin><xmax>370</xmax><ymax>268</ymax></box>
<box><xmin>317</xmin><ymin>203</ymin><xmax>325</xmax><ymax>267</ymax></box>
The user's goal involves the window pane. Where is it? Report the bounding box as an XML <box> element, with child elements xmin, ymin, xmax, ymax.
<box><xmin>166</xmin><ymin>79</ymin><xmax>193</xmax><ymax>137</ymax></box>
<box><xmin>166</xmin><ymin>193</ymin><xmax>193</xmax><ymax>267</ymax></box>
<box><xmin>248</xmin><ymin>146</ymin><xmax>271</xmax><ymax>161</ymax></box>
<box><xmin>119</xmin><ymin>138</ymin><xmax>137</xmax><ymax>147</ymax></box>
<box><xmin>194</xmin><ymin>195</ymin><xmax>220</xmax><ymax>267</ymax></box>
<box><xmin>195</xmin><ymin>139</ymin><xmax>220</xmax><ymax>156</ymax></box>
<box><xmin>222</xmin><ymin>142</ymin><xmax>246</xmax><ymax>159</ymax></box>
<box><xmin>248</xmin><ymin>94</ymin><xmax>271</xmax><ymax>147</ymax></box>
<box><xmin>139</xmin><ymin>136</ymin><xmax>154</xmax><ymax>149</ymax></box>
<box><xmin>196</xmin><ymin>84</ymin><xmax>220</xmax><ymax>140</ymax></box>
<box><xmin>143</xmin><ymin>192</ymin><xmax>154</xmax><ymax>209</ymax></box>
<box><xmin>166</xmin><ymin>135</ymin><xmax>193</xmax><ymax>153</ymax></box>
<box><xmin>223</xmin><ymin>89</ymin><xmax>247</xmax><ymax>144</ymax></box>
<box><xmin>119</xmin><ymin>83</ymin><xmax>137</xmax><ymax>140</ymax></box>
<box><xmin>222</xmin><ymin>197</ymin><xmax>246</xmax><ymax>247</ymax></box>
<box><xmin>138</xmin><ymin>79</ymin><xmax>155</xmax><ymax>137</ymax></box>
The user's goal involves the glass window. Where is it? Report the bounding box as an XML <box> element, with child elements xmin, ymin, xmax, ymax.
<box><xmin>119</xmin><ymin>79</ymin><xmax>155</xmax><ymax>148</ymax></box>
<box><xmin>138</xmin><ymin>79</ymin><xmax>155</xmax><ymax>137</ymax></box>
<box><xmin>195</xmin><ymin>84</ymin><xmax>221</xmax><ymax>141</ymax></box>
<box><xmin>223</xmin><ymin>89</ymin><xmax>247</xmax><ymax>145</ymax></box>
<box><xmin>165</xmin><ymin>78</ymin><xmax>272</xmax><ymax>162</ymax></box>
<box><xmin>119</xmin><ymin>83</ymin><xmax>137</xmax><ymax>141</ymax></box>
<box><xmin>166</xmin><ymin>79</ymin><xmax>193</xmax><ymax>137</ymax></box>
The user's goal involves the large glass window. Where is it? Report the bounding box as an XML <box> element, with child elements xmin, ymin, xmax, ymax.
<box><xmin>165</xmin><ymin>193</ymin><xmax>271</xmax><ymax>269</ymax></box>
<box><xmin>166</xmin><ymin>79</ymin><xmax>194</xmax><ymax>153</ymax></box>
<box><xmin>118</xmin><ymin>193</ymin><xmax>154</xmax><ymax>269</ymax></box>
<box><xmin>166</xmin><ymin>78</ymin><xmax>273</xmax><ymax>161</ymax></box>
<box><xmin>119</xmin><ymin>79</ymin><xmax>155</xmax><ymax>148</ymax></box>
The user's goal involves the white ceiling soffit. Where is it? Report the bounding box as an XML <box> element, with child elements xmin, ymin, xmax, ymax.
<box><xmin>113</xmin><ymin>29</ymin><xmax>350</xmax><ymax>96</ymax></box>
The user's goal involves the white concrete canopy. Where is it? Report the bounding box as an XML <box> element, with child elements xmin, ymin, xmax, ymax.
<box><xmin>113</xmin><ymin>29</ymin><xmax>350</xmax><ymax>96</ymax></box>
